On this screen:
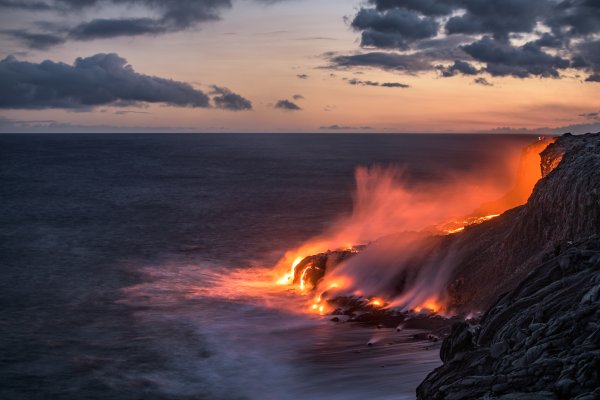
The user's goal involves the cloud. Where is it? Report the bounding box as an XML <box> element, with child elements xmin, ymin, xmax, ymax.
<box><xmin>487</xmin><ymin>110</ymin><xmax>600</xmax><ymax>135</ymax></box>
<box><xmin>0</xmin><ymin>0</ymin><xmax>288</xmax><ymax>45</ymax></box>
<box><xmin>114</xmin><ymin>110</ymin><xmax>150</xmax><ymax>115</ymax></box>
<box><xmin>445</xmin><ymin>0</ymin><xmax>550</xmax><ymax>41</ymax></box>
<box><xmin>586</xmin><ymin>74</ymin><xmax>600</xmax><ymax>82</ymax></box>
<box><xmin>292</xmin><ymin>94</ymin><xmax>304</xmax><ymax>100</ymax></box>
<box><xmin>351</xmin><ymin>7</ymin><xmax>439</xmax><ymax>50</ymax></box>
<box><xmin>380</xmin><ymin>82</ymin><xmax>409</xmax><ymax>88</ymax></box>
<box><xmin>488</xmin><ymin>122</ymin><xmax>600</xmax><ymax>136</ymax></box>
<box><xmin>547</xmin><ymin>0</ymin><xmax>600</xmax><ymax>36</ymax></box>
<box><xmin>274</xmin><ymin>99</ymin><xmax>301</xmax><ymax>111</ymax></box>
<box><xmin>473</xmin><ymin>77</ymin><xmax>493</xmax><ymax>86</ymax></box>
<box><xmin>330</xmin><ymin>0</ymin><xmax>600</xmax><ymax>82</ymax></box>
<box><xmin>0</xmin><ymin>0</ymin><xmax>53</xmax><ymax>11</ymax></box>
<box><xmin>320</xmin><ymin>124</ymin><xmax>373</xmax><ymax>130</ymax></box>
<box><xmin>68</xmin><ymin>18</ymin><xmax>169</xmax><ymax>40</ymax></box>
<box><xmin>296</xmin><ymin>74</ymin><xmax>309</xmax><ymax>79</ymax></box>
<box><xmin>366</xmin><ymin>0</ymin><xmax>455</xmax><ymax>16</ymax></box>
<box><xmin>0</xmin><ymin>116</ymin><xmax>198</xmax><ymax>133</ymax></box>
<box><xmin>575</xmin><ymin>39</ymin><xmax>600</xmax><ymax>81</ymax></box>
<box><xmin>437</xmin><ymin>60</ymin><xmax>479</xmax><ymax>77</ymax></box>
<box><xmin>2</xmin><ymin>30</ymin><xmax>65</xmax><ymax>49</ymax></box>
<box><xmin>578</xmin><ymin>111</ymin><xmax>599</xmax><ymax>120</ymax></box>
<box><xmin>210</xmin><ymin>85</ymin><xmax>253</xmax><ymax>111</ymax></box>
<box><xmin>327</xmin><ymin>51</ymin><xmax>432</xmax><ymax>73</ymax></box>
<box><xmin>0</xmin><ymin>53</ymin><xmax>251</xmax><ymax>110</ymax></box>
<box><xmin>346</xmin><ymin>78</ymin><xmax>409</xmax><ymax>88</ymax></box>
<box><xmin>462</xmin><ymin>36</ymin><xmax>570</xmax><ymax>78</ymax></box>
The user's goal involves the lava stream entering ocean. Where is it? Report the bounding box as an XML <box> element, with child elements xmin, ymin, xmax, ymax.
<box><xmin>273</xmin><ymin>138</ymin><xmax>556</xmax><ymax>317</ymax></box>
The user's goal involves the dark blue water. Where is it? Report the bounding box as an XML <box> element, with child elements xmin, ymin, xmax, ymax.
<box><xmin>0</xmin><ymin>133</ymin><xmax>535</xmax><ymax>399</ymax></box>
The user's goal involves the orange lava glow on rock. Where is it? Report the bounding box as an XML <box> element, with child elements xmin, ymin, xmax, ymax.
<box><xmin>369</xmin><ymin>297</ymin><xmax>385</xmax><ymax>307</ymax></box>
<box><xmin>272</xmin><ymin>138</ymin><xmax>556</xmax><ymax>318</ymax></box>
<box><xmin>299</xmin><ymin>265</ymin><xmax>313</xmax><ymax>291</ymax></box>
<box><xmin>276</xmin><ymin>256</ymin><xmax>304</xmax><ymax>285</ymax></box>
<box><xmin>413</xmin><ymin>297</ymin><xmax>442</xmax><ymax>314</ymax></box>
<box><xmin>441</xmin><ymin>213</ymin><xmax>501</xmax><ymax>235</ymax></box>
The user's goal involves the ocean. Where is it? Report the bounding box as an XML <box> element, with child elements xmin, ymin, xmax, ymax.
<box><xmin>0</xmin><ymin>133</ymin><xmax>536</xmax><ymax>399</ymax></box>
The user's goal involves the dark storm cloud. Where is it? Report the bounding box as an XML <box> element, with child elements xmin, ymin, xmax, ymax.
<box><xmin>330</xmin><ymin>0</ymin><xmax>600</xmax><ymax>82</ymax></box>
<box><xmin>114</xmin><ymin>110</ymin><xmax>150</xmax><ymax>115</ymax></box>
<box><xmin>274</xmin><ymin>99</ymin><xmax>301</xmax><ymax>111</ymax></box>
<box><xmin>462</xmin><ymin>37</ymin><xmax>570</xmax><ymax>78</ymax></box>
<box><xmin>2</xmin><ymin>30</ymin><xmax>66</xmax><ymax>49</ymax></box>
<box><xmin>210</xmin><ymin>85</ymin><xmax>253</xmax><ymax>111</ymax></box>
<box><xmin>366</xmin><ymin>0</ymin><xmax>455</xmax><ymax>16</ymax></box>
<box><xmin>574</xmin><ymin>39</ymin><xmax>600</xmax><ymax>82</ymax></box>
<box><xmin>445</xmin><ymin>0</ymin><xmax>550</xmax><ymax>41</ymax></box>
<box><xmin>0</xmin><ymin>116</ymin><xmax>201</xmax><ymax>133</ymax></box>
<box><xmin>0</xmin><ymin>53</ymin><xmax>250</xmax><ymax>110</ymax></box>
<box><xmin>547</xmin><ymin>0</ymin><xmax>600</xmax><ymax>36</ymax></box>
<box><xmin>320</xmin><ymin>124</ymin><xmax>373</xmax><ymax>130</ymax></box>
<box><xmin>585</xmin><ymin>74</ymin><xmax>600</xmax><ymax>82</ymax></box>
<box><xmin>328</xmin><ymin>52</ymin><xmax>431</xmax><ymax>73</ymax></box>
<box><xmin>68</xmin><ymin>18</ymin><xmax>168</xmax><ymax>40</ymax></box>
<box><xmin>0</xmin><ymin>0</ymin><xmax>53</xmax><ymax>10</ymax></box>
<box><xmin>578</xmin><ymin>111</ymin><xmax>599</xmax><ymax>120</ymax></box>
<box><xmin>1</xmin><ymin>0</ymin><xmax>287</xmax><ymax>44</ymax></box>
<box><xmin>351</xmin><ymin>8</ymin><xmax>438</xmax><ymax>49</ymax></box>
<box><xmin>346</xmin><ymin>78</ymin><xmax>376</xmax><ymax>86</ymax></box>
<box><xmin>63</xmin><ymin>0</ymin><xmax>236</xmax><ymax>40</ymax></box>
<box><xmin>437</xmin><ymin>60</ymin><xmax>479</xmax><ymax>77</ymax></box>
<box><xmin>346</xmin><ymin>78</ymin><xmax>409</xmax><ymax>88</ymax></box>
<box><xmin>473</xmin><ymin>77</ymin><xmax>493</xmax><ymax>86</ymax></box>
<box><xmin>380</xmin><ymin>82</ymin><xmax>409</xmax><ymax>88</ymax></box>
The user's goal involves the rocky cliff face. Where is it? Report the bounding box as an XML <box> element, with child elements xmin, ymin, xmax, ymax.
<box><xmin>445</xmin><ymin>133</ymin><xmax>600</xmax><ymax>313</ymax></box>
<box><xmin>417</xmin><ymin>236</ymin><xmax>600</xmax><ymax>400</ymax></box>
<box><xmin>417</xmin><ymin>133</ymin><xmax>600</xmax><ymax>399</ymax></box>
<box><xmin>292</xmin><ymin>133</ymin><xmax>599</xmax><ymax>398</ymax></box>
<box><xmin>298</xmin><ymin>133</ymin><xmax>599</xmax><ymax>316</ymax></box>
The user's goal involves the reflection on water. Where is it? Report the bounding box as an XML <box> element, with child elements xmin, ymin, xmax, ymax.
<box><xmin>121</xmin><ymin>263</ymin><xmax>440</xmax><ymax>399</ymax></box>
<box><xmin>0</xmin><ymin>133</ymin><xmax>535</xmax><ymax>399</ymax></box>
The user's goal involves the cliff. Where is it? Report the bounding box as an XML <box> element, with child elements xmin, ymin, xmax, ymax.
<box><xmin>301</xmin><ymin>134</ymin><xmax>600</xmax><ymax>314</ymax></box>
<box><xmin>417</xmin><ymin>133</ymin><xmax>600</xmax><ymax>399</ymax></box>
<box><xmin>417</xmin><ymin>236</ymin><xmax>600</xmax><ymax>399</ymax></box>
<box><xmin>445</xmin><ymin>133</ymin><xmax>600</xmax><ymax>312</ymax></box>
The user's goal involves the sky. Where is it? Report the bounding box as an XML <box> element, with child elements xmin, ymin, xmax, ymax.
<box><xmin>0</xmin><ymin>0</ymin><xmax>599</xmax><ymax>134</ymax></box>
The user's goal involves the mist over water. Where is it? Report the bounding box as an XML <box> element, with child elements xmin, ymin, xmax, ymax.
<box><xmin>0</xmin><ymin>133</ymin><xmax>536</xmax><ymax>399</ymax></box>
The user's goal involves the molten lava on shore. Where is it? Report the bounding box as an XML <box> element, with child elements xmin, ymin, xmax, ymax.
<box><xmin>274</xmin><ymin>137</ymin><xmax>556</xmax><ymax>317</ymax></box>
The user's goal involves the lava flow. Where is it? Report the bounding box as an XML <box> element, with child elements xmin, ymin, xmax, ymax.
<box><xmin>440</xmin><ymin>213</ymin><xmax>501</xmax><ymax>235</ymax></box>
<box><xmin>274</xmin><ymin>138</ymin><xmax>556</xmax><ymax>317</ymax></box>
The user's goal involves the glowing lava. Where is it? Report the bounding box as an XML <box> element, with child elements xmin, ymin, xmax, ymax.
<box><xmin>299</xmin><ymin>265</ymin><xmax>313</xmax><ymax>290</ymax></box>
<box><xmin>413</xmin><ymin>297</ymin><xmax>442</xmax><ymax>314</ymax></box>
<box><xmin>307</xmin><ymin>282</ymin><xmax>346</xmax><ymax>314</ymax></box>
<box><xmin>442</xmin><ymin>214</ymin><xmax>501</xmax><ymax>235</ymax></box>
<box><xmin>276</xmin><ymin>256</ymin><xmax>304</xmax><ymax>285</ymax></box>
<box><xmin>369</xmin><ymin>297</ymin><xmax>385</xmax><ymax>307</ymax></box>
<box><xmin>272</xmin><ymin>138</ymin><xmax>555</xmax><ymax>318</ymax></box>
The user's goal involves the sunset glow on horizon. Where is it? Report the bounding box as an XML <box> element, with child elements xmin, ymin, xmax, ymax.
<box><xmin>1</xmin><ymin>0</ymin><xmax>599</xmax><ymax>134</ymax></box>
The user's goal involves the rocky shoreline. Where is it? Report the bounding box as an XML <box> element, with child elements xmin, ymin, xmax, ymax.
<box><xmin>298</xmin><ymin>133</ymin><xmax>599</xmax><ymax>398</ymax></box>
<box><xmin>417</xmin><ymin>236</ymin><xmax>600</xmax><ymax>399</ymax></box>
<box><xmin>415</xmin><ymin>133</ymin><xmax>599</xmax><ymax>399</ymax></box>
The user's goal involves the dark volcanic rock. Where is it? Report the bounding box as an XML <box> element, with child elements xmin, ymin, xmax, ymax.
<box><xmin>416</xmin><ymin>133</ymin><xmax>600</xmax><ymax>399</ymax></box>
<box><xmin>288</xmin><ymin>133</ymin><xmax>599</xmax><ymax>399</ymax></box>
<box><xmin>416</xmin><ymin>133</ymin><xmax>600</xmax><ymax>398</ymax></box>
<box><xmin>299</xmin><ymin>134</ymin><xmax>599</xmax><ymax>313</ymax></box>
<box><xmin>292</xmin><ymin>247</ymin><xmax>363</xmax><ymax>289</ymax></box>
<box><xmin>417</xmin><ymin>236</ymin><xmax>600</xmax><ymax>400</ymax></box>
<box><xmin>445</xmin><ymin>133</ymin><xmax>600</xmax><ymax>312</ymax></box>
